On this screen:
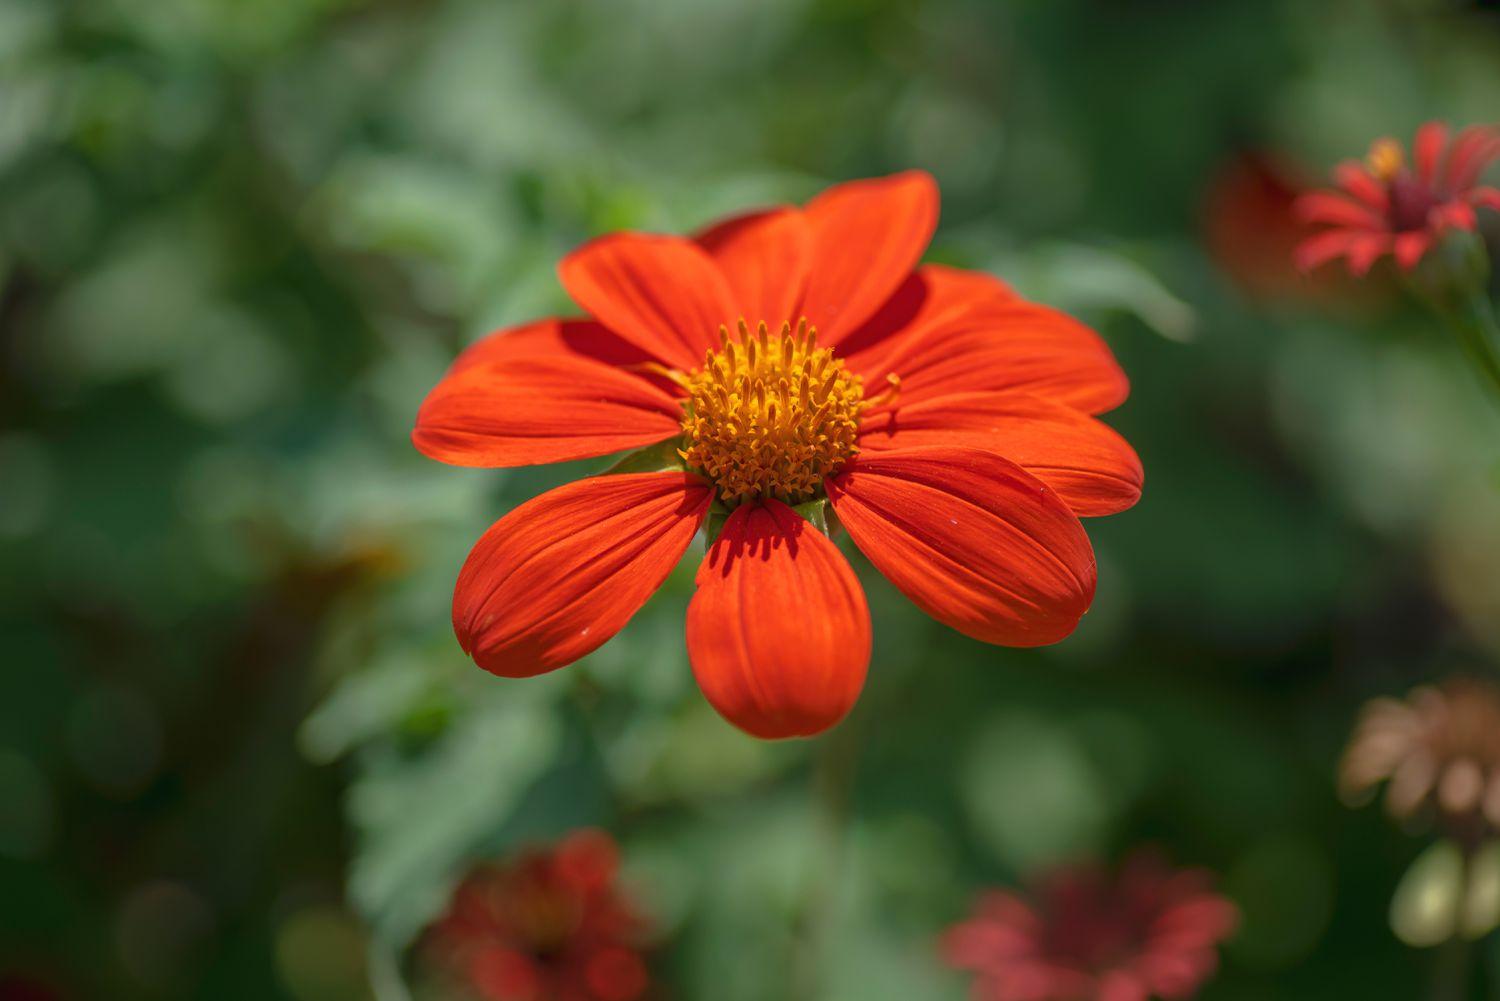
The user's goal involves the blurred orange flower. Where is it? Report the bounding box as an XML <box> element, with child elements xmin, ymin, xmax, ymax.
<box><xmin>414</xmin><ymin>172</ymin><xmax>1141</xmax><ymax>738</ymax></box>
<box><xmin>1339</xmin><ymin>676</ymin><xmax>1500</xmax><ymax>834</ymax></box>
<box><xmin>1295</xmin><ymin>121</ymin><xmax>1500</xmax><ymax>275</ymax></box>
<box><xmin>420</xmin><ymin>831</ymin><xmax>650</xmax><ymax>1001</ymax></box>
<box><xmin>942</xmin><ymin>853</ymin><xmax>1237</xmax><ymax>1001</ymax></box>
<box><xmin>1201</xmin><ymin>152</ymin><xmax>1312</xmax><ymax>301</ymax></box>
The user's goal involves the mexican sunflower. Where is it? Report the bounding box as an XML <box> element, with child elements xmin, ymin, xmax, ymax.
<box><xmin>1295</xmin><ymin>121</ymin><xmax>1500</xmax><ymax>275</ymax></box>
<box><xmin>942</xmin><ymin>853</ymin><xmax>1238</xmax><ymax>1001</ymax></box>
<box><xmin>420</xmin><ymin>830</ymin><xmax>651</xmax><ymax>1001</ymax></box>
<box><xmin>413</xmin><ymin>171</ymin><xmax>1141</xmax><ymax>738</ymax></box>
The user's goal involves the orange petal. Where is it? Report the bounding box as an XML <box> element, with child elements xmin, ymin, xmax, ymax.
<box><xmin>695</xmin><ymin>206</ymin><xmax>812</xmax><ymax>327</ymax></box>
<box><xmin>826</xmin><ymin>448</ymin><xmax>1096</xmax><ymax>647</ymax></box>
<box><xmin>845</xmin><ymin>296</ymin><xmax>1129</xmax><ymax>415</ymax></box>
<box><xmin>454</xmin><ymin>472</ymin><xmax>712</xmax><ymax>677</ymax></box>
<box><xmin>1334</xmin><ymin>162</ymin><xmax>1388</xmax><ymax>211</ymax></box>
<box><xmin>1293</xmin><ymin>229</ymin><xmax>1363</xmax><ymax>273</ymax></box>
<box><xmin>1414</xmin><ymin>122</ymin><xmax>1449</xmax><ymax>185</ymax></box>
<box><xmin>799</xmin><ymin>171</ymin><xmax>940</xmax><ymax>343</ymax></box>
<box><xmin>858</xmin><ymin>391</ymin><xmax>1143</xmax><ymax>517</ymax></box>
<box><xmin>687</xmin><ymin>501</ymin><xmax>870</xmax><ymax>739</ymax></box>
<box><xmin>1346</xmin><ymin>233</ymin><xmax>1391</xmax><ymax>276</ymax></box>
<box><xmin>1434</xmin><ymin>200</ymin><xmax>1478</xmax><ymax>233</ymax></box>
<box><xmin>1393</xmin><ymin>231</ymin><xmax>1432</xmax><ymax>271</ymax></box>
<box><xmin>413</xmin><ymin>352</ymin><xmax>684</xmax><ymax>467</ymax></box>
<box><xmin>559</xmin><ymin>233</ymin><xmax>738</xmax><ymax>369</ymax></box>
<box><xmin>1293</xmin><ymin>191</ymin><xmax>1382</xmax><ymax>228</ymax></box>
<box><xmin>1471</xmin><ymin>186</ymin><xmax>1500</xmax><ymax>212</ymax></box>
<box><xmin>833</xmin><ymin>263</ymin><xmax>1018</xmax><ymax>355</ymax></box>
<box><xmin>1445</xmin><ymin>126</ymin><xmax>1500</xmax><ymax>193</ymax></box>
<box><xmin>448</xmin><ymin>318</ymin><xmax>661</xmax><ymax>373</ymax></box>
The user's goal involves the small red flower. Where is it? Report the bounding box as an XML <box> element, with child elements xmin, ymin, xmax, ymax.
<box><xmin>942</xmin><ymin>854</ymin><xmax>1237</xmax><ymax>1001</ymax></box>
<box><xmin>1295</xmin><ymin>121</ymin><xmax>1500</xmax><ymax>275</ymax></box>
<box><xmin>414</xmin><ymin>172</ymin><xmax>1141</xmax><ymax>738</ymax></box>
<box><xmin>420</xmin><ymin>831</ymin><xmax>651</xmax><ymax>1001</ymax></box>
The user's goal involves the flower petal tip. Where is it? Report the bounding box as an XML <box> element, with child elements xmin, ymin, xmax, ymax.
<box><xmin>687</xmin><ymin>500</ymin><xmax>871</xmax><ymax>739</ymax></box>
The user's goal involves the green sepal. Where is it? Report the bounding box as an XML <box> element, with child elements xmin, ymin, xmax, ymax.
<box><xmin>703</xmin><ymin>496</ymin><xmax>832</xmax><ymax>547</ymax></box>
<box><xmin>703</xmin><ymin>502</ymin><xmax>732</xmax><ymax>545</ymax></box>
<box><xmin>599</xmin><ymin>439</ymin><xmax>687</xmax><ymax>476</ymax></box>
<box><xmin>793</xmin><ymin>497</ymin><xmax>829</xmax><ymax>535</ymax></box>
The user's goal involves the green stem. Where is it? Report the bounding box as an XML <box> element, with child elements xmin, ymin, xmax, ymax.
<box><xmin>1433</xmin><ymin>929</ymin><xmax>1474</xmax><ymax>1001</ymax></box>
<box><xmin>789</xmin><ymin>722</ymin><xmax>860</xmax><ymax>1001</ymax></box>
<box><xmin>1432</xmin><ymin>837</ymin><xmax>1478</xmax><ymax>1001</ymax></box>
<box><xmin>1449</xmin><ymin>288</ymin><xmax>1500</xmax><ymax>404</ymax></box>
<box><xmin>1407</xmin><ymin>231</ymin><xmax>1500</xmax><ymax>407</ymax></box>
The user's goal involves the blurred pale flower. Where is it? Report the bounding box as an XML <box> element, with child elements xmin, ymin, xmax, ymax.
<box><xmin>1295</xmin><ymin>121</ymin><xmax>1500</xmax><ymax>275</ymax></box>
<box><xmin>942</xmin><ymin>853</ymin><xmax>1237</xmax><ymax>1001</ymax></box>
<box><xmin>419</xmin><ymin>830</ymin><xmax>650</xmax><ymax>1001</ymax></box>
<box><xmin>1340</xmin><ymin>676</ymin><xmax>1500</xmax><ymax>831</ymax></box>
<box><xmin>414</xmin><ymin>172</ymin><xmax>1141</xmax><ymax>738</ymax></box>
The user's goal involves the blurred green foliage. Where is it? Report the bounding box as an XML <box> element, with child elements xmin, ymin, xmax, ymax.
<box><xmin>7</xmin><ymin>0</ymin><xmax>1500</xmax><ymax>998</ymax></box>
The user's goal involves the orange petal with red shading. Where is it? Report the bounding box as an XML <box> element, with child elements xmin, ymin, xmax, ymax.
<box><xmin>826</xmin><ymin>448</ymin><xmax>1096</xmax><ymax>647</ymax></box>
<box><xmin>1294</xmin><ymin>192</ymin><xmax>1382</xmax><ymax>229</ymax></box>
<box><xmin>858</xmin><ymin>391</ymin><xmax>1143</xmax><ymax>517</ymax></box>
<box><xmin>833</xmin><ymin>263</ymin><xmax>1018</xmax><ymax>356</ymax></box>
<box><xmin>413</xmin><ymin>352</ymin><xmax>684</xmax><ymax>467</ymax></box>
<box><xmin>695</xmin><ymin>206</ymin><xmax>812</xmax><ymax>327</ymax></box>
<box><xmin>559</xmin><ymin>233</ymin><xmax>738</xmax><ymax>369</ymax></box>
<box><xmin>800</xmin><ymin>171</ymin><xmax>940</xmax><ymax>343</ymax></box>
<box><xmin>1414</xmin><ymin>122</ymin><xmax>1449</xmax><ymax>184</ymax></box>
<box><xmin>687</xmin><ymin>500</ymin><xmax>870</xmax><ymax>739</ymax></box>
<box><xmin>1294</xmin><ymin>229</ymin><xmax>1365</xmax><ymax>272</ymax></box>
<box><xmin>454</xmin><ymin>472</ymin><xmax>712</xmax><ymax>677</ymax></box>
<box><xmin>1334</xmin><ymin>162</ymin><xmax>1388</xmax><ymax>211</ymax></box>
<box><xmin>1445</xmin><ymin>126</ymin><xmax>1500</xmax><ymax>192</ymax></box>
<box><xmin>448</xmin><ymin>318</ymin><xmax>661</xmax><ymax>373</ymax></box>
<box><xmin>847</xmin><ymin>296</ymin><xmax>1129</xmax><ymax>415</ymax></box>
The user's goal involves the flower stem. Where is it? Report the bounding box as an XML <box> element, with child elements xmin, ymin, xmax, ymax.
<box><xmin>1412</xmin><ymin>232</ymin><xmax>1500</xmax><ymax>408</ymax></box>
<box><xmin>789</xmin><ymin>721</ymin><xmax>860</xmax><ymax>1001</ymax></box>
<box><xmin>1449</xmin><ymin>288</ymin><xmax>1500</xmax><ymax>404</ymax></box>
<box><xmin>1431</xmin><ymin>929</ymin><xmax>1473</xmax><ymax>1001</ymax></box>
<box><xmin>1430</xmin><ymin>838</ymin><xmax>1476</xmax><ymax>1001</ymax></box>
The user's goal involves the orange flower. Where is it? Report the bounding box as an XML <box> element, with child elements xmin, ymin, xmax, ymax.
<box><xmin>1295</xmin><ymin>121</ymin><xmax>1500</xmax><ymax>275</ymax></box>
<box><xmin>414</xmin><ymin>172</ymin><xmax>1141</xmax><ymax>738</ymax></box>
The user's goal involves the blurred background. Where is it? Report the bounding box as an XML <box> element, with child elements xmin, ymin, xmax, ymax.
<box><xmin>6</xmin><ymin>0</ymin><xmax>1500</xmax><ymax>997</ymax></box>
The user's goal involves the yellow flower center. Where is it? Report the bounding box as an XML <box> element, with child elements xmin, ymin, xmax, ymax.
<box><xmin>678</xmin><ymin>320</ymin><xmax>866</xmax><ymax>505</ymax></box>
<box><xmin>1366</xmin><ymin>138</ymin><xmax>1405</xmax><ymax>182</ymax></box>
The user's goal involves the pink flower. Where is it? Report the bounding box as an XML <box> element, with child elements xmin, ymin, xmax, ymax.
<box><xmin>942</xmin><ymin>854</ymin><xmax>1237</xmax><ymax>1001</ymax></box>
<box><xmin>1295</xmin><ymin>121</ymin><xmax>1500</xmax><ymax>275</ymax></box>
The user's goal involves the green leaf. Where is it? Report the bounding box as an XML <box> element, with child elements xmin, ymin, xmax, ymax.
<box><xmin>599</xmin><ymin>439</ymin><xmax>686</xmax><ymax>476</ymax></box>
<box><xmin>990</xmin><ymin>241</ymin><xmax>1196</xmax><ymax>342</ymax></box>
<box><xmin>346</xmin><ymin>684</ymin><xmax>566</xmax><ymax>946</ymax></box>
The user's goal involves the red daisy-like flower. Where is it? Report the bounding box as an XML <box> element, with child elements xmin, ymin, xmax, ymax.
<box><xmin>414</xmin><ymin>171</ymin><xmax>1142</xmax><ymax>738</ymax></box>
<box><xmin>942</xmin><ymin>854</ymin><xmax>1238</xmax><ymax>1001</ymax></box>
<box><xmin>420</xmin><ymin>831</ymin><xmax>651</xmax><ymax>1001</ymax></box>
<box><xmin>1295</xmin><ymin>121</ymin><xmax>1500</xmax><ymax>275</ymax></box>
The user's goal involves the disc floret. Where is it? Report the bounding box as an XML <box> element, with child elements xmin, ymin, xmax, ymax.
<box><xmin>679</xmin><ymin>319</ymin><xmax>865</xmax><ymax>505</ymax></box>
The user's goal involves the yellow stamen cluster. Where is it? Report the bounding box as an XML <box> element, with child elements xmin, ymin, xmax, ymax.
<box><xmin>678</xmin><ymin>320</ymin><xmax>865</xmax><ymax>505</ymax></box>
<box><xmin>1367</xmin><ymin>138</ymin><xmax>1405</xmax><ymax>182</ymax></box>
